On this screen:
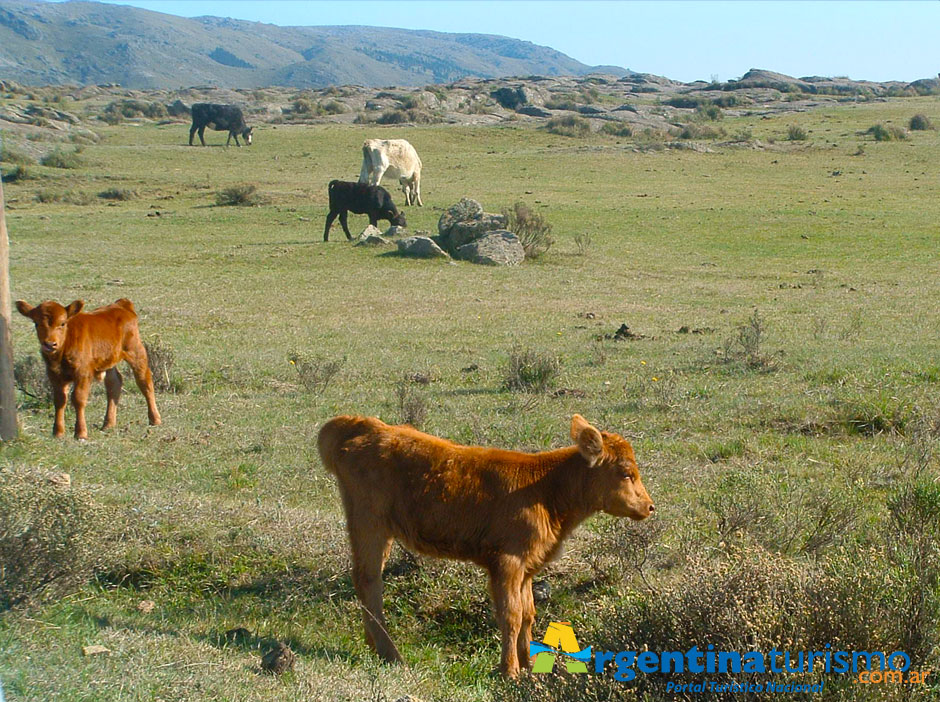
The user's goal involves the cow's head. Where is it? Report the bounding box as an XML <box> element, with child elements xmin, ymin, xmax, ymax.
<box><xmin>16</xmin><ymin>299</ymin><xmax>84</xmax><ymax>357</ymax></box>
<box><xmin>571</xmin><ymin>414</ymin><xmax>654</xmax><ymax>520</ymax></box>
<box><xmin>391</xmin><ymin>210</ymin><xmax>407</xmax><ymax>228</ymax></box>
<box><xmin>242</xmin><ymin>126</ymin><xmax>253</xmax><ymax>145</ymax></box>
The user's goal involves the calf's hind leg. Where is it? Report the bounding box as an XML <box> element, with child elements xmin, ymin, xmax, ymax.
<box><xmin>124</xmin><ymin>341</ymin><xmax>161</xmax><ymax>426</ymax></box>
<box><xmin>349</xmin><ymin>526</ymin><xmax>401</xmax><ymax>663</ymax></box>
<box><xmin>102</xmin><ymin>368</ymin><xmax>123</xmax><ymax>430</ymax></box>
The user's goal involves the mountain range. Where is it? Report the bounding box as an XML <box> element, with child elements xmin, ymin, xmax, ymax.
<box><xmin>0</xmin><ymin>0</ymin><xmax>629</xmax><ymax>88</ymax></box>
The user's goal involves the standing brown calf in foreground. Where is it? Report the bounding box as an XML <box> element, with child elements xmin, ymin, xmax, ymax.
<box><xmin>16</xmin><ymin>298</ymin><xmax>161</xmax><ymax>439</ymax></box>
<box><xmin>318</xmin><ymin>414</ymin><xmax>654</xmax><ymax>677</ymax></box>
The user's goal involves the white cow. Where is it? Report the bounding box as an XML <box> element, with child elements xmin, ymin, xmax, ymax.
<box><xmin>359</xmin><ymin>138</ymin><xmax>424</xmax><ymax>207</ymax></box>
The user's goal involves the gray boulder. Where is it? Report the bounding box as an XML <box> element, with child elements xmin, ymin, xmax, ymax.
<box><xmin>397</xmin><ymin>236</ymin><xmax>450</xmax><ymax>259</ymax></box>
<box><xmin>438</xmin><ymin>198</ymin><xmax>483</xmax><ymax>236</ymax></box>
<box><xmin>441</xmin><ymin>213</ymin><xmax>507</xmax><ymax>251</ymax></box>
<box><xmin>454</xmin><ymin>230</ymin><xmax>524</xmax><ymax>266</ymax></box>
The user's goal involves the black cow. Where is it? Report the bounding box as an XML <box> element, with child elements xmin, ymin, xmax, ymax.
<box><xmin>324</xmin><ymin>180</ymin><xmax>407</xmax><ymax>241</ymax></box>
<box><xmin>189</xmin><ymin>103</ymin><xmax>253</xmax><ymax>147</ymax></box>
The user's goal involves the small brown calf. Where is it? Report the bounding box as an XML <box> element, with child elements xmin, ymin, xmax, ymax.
<box><xmin>16</xmin><ymin>298</ymin><xmax>161</xmax><ymax>439</ymax></box>
<box><xmin>318</xmin><ymin>414</ymin><xmax>654</xmax><ymax>677</ymax></box>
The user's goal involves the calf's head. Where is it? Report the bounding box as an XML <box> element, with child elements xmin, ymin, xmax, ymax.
<box><xmin>242</xmin><ymin>126</ymin><xmax>253</xmax><ymax>145</ymax></box>
<box><xmin>391</xmin><ymin>210</ymin><xmax>407</xmax><ymax>228</ymax></box>
<box><xmin>16</xmin><ymin>299</ymin><xmax>84</xmax><ymax>356</ymax></box>
<box><xmin>571</xmin><ymin>414</ymin><xmax>654</xmax><ymax>520</ymax></box>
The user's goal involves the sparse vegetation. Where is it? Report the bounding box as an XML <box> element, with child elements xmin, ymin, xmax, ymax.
<box><xmin>98</xmin><ymin>187</ymin><xmax>139</xmax><ymax>200</ymax></box>
<box><xmin>867</xmin><ymin>122</ymin><xmax>908</xmax><ymax>141</ymax></box>
<box><xmin>288</xmin><ymin>353</ymin><xmax>346</xmax><ymax>393</ymax></box>
<box><xmin>599</xmin><ymin>121</ymin><xmax>632</xmax><ymax>137</ymax></box>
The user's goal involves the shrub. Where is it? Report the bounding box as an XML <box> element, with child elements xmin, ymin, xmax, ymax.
<box><xmin>2</xmin><ymin>164</ymin><xmax>34</xmax><ymax>182</ymax></box>
<box><xmin>14</xmin><ymin>354</ymin><xmax>51</xmax><ymax>407</ymax></box>
<box><xmin>292</xmin><ymin>98</ymin><xmax>313</xmax><ymax>114</ymax></box>
<box><xmin>0</xmin><ymin>467</ymin><xmax>118</xmax><ymax>609</ymax></box>
<box><xmin>376</xmin><ymin>108</ymin><xmax>436</xmax><ymax>124</ymax></box>
<box><xmin>677</xmin><ymin>123</ymin><xmax>724</xmax><ymax>140</ymax></box>
<box><xmin>544</xmin><ymin>97</ymin><xmax>578</xmax><ymax>111</ymax></box>
<box><xmin>34</xmin><ymin>189</ymin><xmax>61</xmax><ymax>203</ymax></box>
<box><xmin>0</xmin><ymin>144</ymin><xmax>34</xmax><ymax>165</ymax></box>
<box><xmin>694</xmin><ymin>104</ymin><xmax>723</xmax><ymax>121</ymax></box>
<box><xmin>787</xmin><ymin>124</ymin><xmax>808</xmax><ymax>141</ymax></box>
<box><xmin>144</xmin><ymin>338</ymin><xmax>182</xmax><ymax>393</ymax></box>
<box><xmin>503</xmin><ymin>201</ymin><xmax>554</xmax><ymax>259</ymax></box>
<box><xmin>98</xmin><ymin>187</ymin><xmax>139</xmax><ymax>201</ymax></box>
<box><xmin>320</xmin><ymin>100</ymin><xmax>347</xmax><ymax>115</ymax></box>
<box><xmin>909</xmin><ymin>113</ymin><xmax>932</xmax><ymax>131</ymax></box>
<box><xmin>40</xmin><ymin>148</ymin><xmax>83</xmax><ymax>169</ymax></box>
<box><xmin>573</xmin><ymin>232</ymin><xmax>593</xmax><ymax>256</ymax></box>
<box><xmin>545</xmin><ymin>114</ymin><xmax>591</xmax><ymax>137</ymax></box>
<box><xmin>503</xmin><ymin>346</ymin><xmax>561</xmax><ymax>393</ymax></box>
<box><xmin>288</xmin><ymin>353</ymin><xmax>345</xmax><ymax>393</ymax></box>
<box><xmin>62</xmin><ymin>190</ymin><xmax>95</xmax><ymax>205</ymax></box>
<box><xmin>396</xmin><ymin>376</ymin><xmax>429</xmax><ymax>428</ymax></box>
<box><xmin>600</xmin><ymin>121</ymin><xmax>632</xmax><ymax>138</ymax></box>
<box><xmin>215</xmin><ymin>184</ymin><xmax>264</xmax><ymax>206</ymax></box>
<box><xmin>664</xmin><ymin>95</ymin><xmax>707</xmax><ymax>109</ymax></box>
<box><xmin>867</xmin><ymin>123</ymin><xmax>907</xmax><ymax>141</ymax></box>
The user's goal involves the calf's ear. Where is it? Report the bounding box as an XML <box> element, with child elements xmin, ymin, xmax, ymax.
<box><xmin>65</xmin><ymin>300</ymin><xmax>84</xmax><ymax>317</ymax></box>
<box><xmin>571</xmin><ymin>414</ymin><xmax>604</xmax><ymax>465</ymax></box>
<box><xmin>15</xmin><ymin>300</ymin><xmax>34</xmax><ymax>318</ymax></box>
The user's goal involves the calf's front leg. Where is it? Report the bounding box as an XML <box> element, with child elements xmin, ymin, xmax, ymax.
<box><xmin>51</xmin><ymin>380</ymin><xmax>69</xmax><ymax>438</ymax></box>
<box><xmin>517</xmin><ymin>575</ymin><xmax>536</xmax><ymax>671</ymax></box>
<box><xmin>489</xmin><ymin>559</ymin><xmax>525</xmax><ymax>678</ymax></box>
<box><xmin>70</xmin><ymin>375</ymin><xmax>92</xmax><ymax>440</ymax></box>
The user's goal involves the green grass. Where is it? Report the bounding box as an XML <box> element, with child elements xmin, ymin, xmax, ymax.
<box><xmin>1</xmin><ymin>94</ymin><xmax>939</xmax><ymax>701</ymax></box>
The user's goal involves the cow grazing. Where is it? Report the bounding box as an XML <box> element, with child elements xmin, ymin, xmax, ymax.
<box><xmin>189</xmin><ymin>103</ymin><xmax>253</xmax><ymax>147</ymax></box>
<box><xmin>16</xmin><ymin>298</ymin><xmax>162</xmax><ymax>440</ymax></box>
<box><xmin>359</xmin><ymin>138</ymin><xmax>424</xmax><ymax>206</ymax></box>
<box><xmin>323</xmin><ymin>180</ymin><xmax>406</xmax><ymax>241</ymax></box>
<box><xmin>318</xmin><ymin>414</ymin><xmax>654</xmax><ymax>677</ymax></box>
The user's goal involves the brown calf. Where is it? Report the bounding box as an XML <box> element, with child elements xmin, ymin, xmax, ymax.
<box><xmin>16</xmin><ymin>298</ymin><xmax>161</xmax><ymax>440</ymax></box>
<box><xmin>318</xmin><ymin>414</ymin><xmax>654</xmax><ymax>677</ymax></box>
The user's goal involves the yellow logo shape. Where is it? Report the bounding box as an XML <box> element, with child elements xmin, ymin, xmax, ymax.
<box><xmin>531</xmin><ymin>621</ymin><xmax>589</xmax><ymax>673</ymax></box>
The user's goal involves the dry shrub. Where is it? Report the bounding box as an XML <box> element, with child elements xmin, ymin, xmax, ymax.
<box><xmin>503</xmin><ymin>201</ymin><xmax>554</xmax><ymax>259</ymax></box>
<box><xmin>40</xmin><ymin>148</ymin><xmax>83</xmax><ymax>169</ymax></box>
<box><xmin>396</xmin><ymin>374</ymin><xmax>429</xmax><ymax>428</ymax></box>
<box><xmin>215</xmin><ymin>184</ymin><xmax>265</xmax><ymax>206</ymax></box>
<box><xmin>144</xmin><ymin>338</ymin><xmax>182</xmax><ymax>393</ymax></box>
<box><xmin>288</xmin><ymin>353</ymin><xmax>345</xmax><ymax>393</ymax></box>
<box><xmin>0</xmin><ymin>467</ymin><xmax>119</xmax><ymax>609</ymax></box>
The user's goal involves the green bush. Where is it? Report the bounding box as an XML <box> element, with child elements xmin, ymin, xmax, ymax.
<box><xmin>2</xmin><ymin>164</ymin><xmax>34</xmax><ymax>182</ymax></box>
<box><xmin>0</xmin><ymin>468</ymin><xmax>118</xmax><ymax>609</ymax></box>
<box><xmin>545</xmin><ymin>114</ymin><xmax>591</xmax><ymax>137</ymax></box>
<box><xmin>376</xmin><ymin>108</ymin><xmax>436</xmax><ymax>125</ymax></box>
<box><xmin>909</xmin><ymin>113</ymin><xmax>932</xmax><ymax>131</ymax></box>
<box><xmin>0</xmin><ymin>144</ymin><xmax>35</xmax><ymax>165</ymax></box>
<box><xmin>787</xmin><ymin>124</ymin><xmax>809</xmax><ymax>141</ymax></box>
<box><xmin>867</xmin><ymin>123</ymin><xmax>907</xmax><ymax>141</ymax></box>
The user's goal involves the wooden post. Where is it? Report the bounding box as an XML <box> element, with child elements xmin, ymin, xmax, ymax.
<box><xmin>0</xmin><ymin>174</ymin><xmax>18</xmax><ymax>440</ymax></box>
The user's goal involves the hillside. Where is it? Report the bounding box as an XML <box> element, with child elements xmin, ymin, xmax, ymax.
<box><xmin>0</xmin><ymin>0</ymin><xmax>629</xmax><ymax>89</ymax></box>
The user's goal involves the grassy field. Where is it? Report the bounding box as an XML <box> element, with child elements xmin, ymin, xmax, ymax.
<box><xmin>1</xmin><ymin>95</ymin><xmax>939</xmax><ymax>701</ymax></box>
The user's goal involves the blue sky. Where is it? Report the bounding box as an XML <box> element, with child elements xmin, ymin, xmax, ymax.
<box><xmin>84</xmin><ymin>1</ymin><xmax>939</xmax><ymax>83</ymax></box>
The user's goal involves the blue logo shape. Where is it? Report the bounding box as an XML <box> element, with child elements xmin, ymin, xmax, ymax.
<box><xmin>530</xmin><ymin>641</ymin><xmax>593</xmax><ymax>663</ymax></box>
